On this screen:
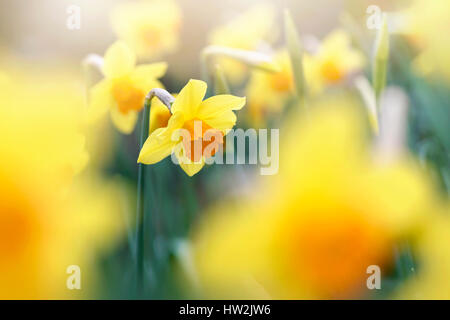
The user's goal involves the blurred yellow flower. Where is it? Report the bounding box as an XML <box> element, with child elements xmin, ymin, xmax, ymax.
<box><xmin>304</xmin><ymin>30</ymin><xmax>365</xmax><ymax>95</ymax></box>
<box><xmin>0</xmin><ymin>71</ymin><xmax>128</xmax><ymax>299</ymax></box>
<box><xmin>0</xmin><ymin>70</ymin><xmax>88</xmax><ymax>188</ymax></box>
<box><xmin>88</xmin><ymin>41</ymin><xmax>167</xmax><ymax>134</ymax></box>
<box><xmin>208</xmin><ymin>4</ymin><xmax>277</xmax><ymax>84</ymax></box>
<box><xmin>396</xmin><ymin>208</ymin><xmax>450</xmax><ymax>299</ymax></box>
<box><xmin>193</xmin><ymin>97</ymin><xmax>438</xmax><ymax>299</ymax></box>
<box><xmin>111</xmin><ymin>0</ymin><xmax>182</xmax><ymax>60</ymax></box>
<box><xmin>402</xmin><ymin>0</ymin><xmax>450</xmax><ymax>82</ymax></box>
<box><xmin>138</xmin><ymin>79</ymin><xmax>245</xmax><ymax>176</ymax></box>
<box><xmin>246</xmin><ymin>50</ymin><xmax>293</xmax><ymax>126</ymax></box>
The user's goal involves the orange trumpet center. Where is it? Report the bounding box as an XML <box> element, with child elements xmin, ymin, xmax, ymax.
<box><xmin>283</xmin><ymin>210</ymin><xmax>391</xmax><ymax>298</ymax></box>
<box><xmin>270</xmin><ymin>71</ymin><xmax>293</xmax><ymax>92</ymax></box>
<box><xmin>182</xmin><ymin>119</ymin><xmax>223</xmax><ymax>162</ymax></box>
<box><xmin>320</xmin><ymin>59</ymin><xmax>343</xmax><ymax>84</ymax></box>
<box><xmin>112</xmin><ymin>77</ymin><xmax>145</xmax><ymax>114</ymax></box>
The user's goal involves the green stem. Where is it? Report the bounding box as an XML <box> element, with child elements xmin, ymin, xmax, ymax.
<box><xmin>136</xmin><ymin>100</ymin><xmax>150</xmax><ymax>296</ymax></box>
<box><xmin>135</xmin><ymin>88</ymin><xmax>174</xmax><ymax>297</ymax></box>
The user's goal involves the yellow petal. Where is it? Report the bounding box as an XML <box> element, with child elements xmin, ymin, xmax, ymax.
<box><xmin>180</xmin><ymin>159</ymin><xmax>206</xmax><ymax>177</ymax></box>
<box><xmin>171</xmin><ymin>79</ymin><xmax>207</xmax><ymax>118</ymax></box>
<box><xmin>110</xmin><ymin>104</ymin><xmax>138</xmax><ymax>134</ymax></box>
<box><xmin>155</xmin><ymin>111</ymin><xmax>184</xmax><ymax>141</ymax></box>
<box><xmin>322</xmin><ymin>29</ymin><xmax>350</xmax><ymax>52</ymax></box>
<box><xmin>132</xmin><ymin>62</ymin><xmax>168</xmax><ymax>80</ymax></box>
<box><xmin>136</xmin><ymin>79</ymin><xmax>164</xmax><ymax>97</ymax></box>
<box><xmin>87</xmin><ymin>79</ymin><xmax>112</xmax><ymax>123</ymax></box>
<box><xmin>138</xmin><ymin>127</ymin><xmax>177</xmax><ymax>164</ymax></box>
<box><xmin>149</xmin><ymin>98</ymin><xmax>172</xmax><ymax>135</ymax></box>
<box><xmin>132</xmin><ymin>63</ymin><xmax>168</xmax><ymax>94</ymax></box>
<box><xmin>204</xmin><ymin>110</ymin><xmax>237</xmax><ymax>131</ymax></box>
<box><xmin>103</xmin><ymin>41</ymin><xmax>136</xmax><ymax>78</ymax></box>
<box><xmin>197</xmin><ymin>95</ymin><xmax>246</xmax><ymax>119</ymax></box>
<box><xmin>173</xmin><ymin>144</ymin><xmax>205</xmax><ymax>176</ymax></box>
<box><xmin>148</xmin><ymin>93</ymin><xmax>180</xmax><ymax>136</ymax></box>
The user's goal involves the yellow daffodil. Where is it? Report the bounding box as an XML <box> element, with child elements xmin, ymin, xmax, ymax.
<box><xmin>192</xmin><ymin>97</ymin><xmax>439</xmax><ymax>299</ymax></box>
<box><xmin>110</xmin><ymin>0</ymin><xmax>182</xmax><ymax>60</ymax></box>
<box><xmin>246</xmin><ymin>31</ymin><xmax>365</xmax><ymax>126</ymax></box>
<box><xmin>0</xmin><ymin>70</ymin><xmax>128</xmax><ymax>299</ymax></box>
<box><xmin>402</xmin><ymin>0</ymin><xmax>450</xmax><ymax>82</ymax></box>
<box><xmin>303</xmin><ymin>29</ymin><xmax>365</xmax><ymax>95</ymax></box>
<box><xmin>138</xmin><ymin>79</ymin><xmax>246</xmax><ymax>176</ymax></box>
<box><xmin>88</xmin><ymin>41</ymin><xmax>167</xmax><ymax>134</ymax></box>
<box><xmin>208</xmin><ymin>4</ymin><xmax>277</xmax><ymax>84</ymax></box>
<box><xmin>246</xmin><ymin>50</ymin><xmax>293</xmax><ymax>126</ymax></box>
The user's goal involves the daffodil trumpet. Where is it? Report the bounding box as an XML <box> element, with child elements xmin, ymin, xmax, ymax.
<box><xmin>135</xmin><ymin>88</ymin><xmax>175</xmax><ymax>295</ymax></box>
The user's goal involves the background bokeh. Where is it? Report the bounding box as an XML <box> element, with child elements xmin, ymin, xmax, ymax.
<box><xmin>0</xmin><ymin>0</ymin><xmax>448</xmax><ymax>299</ymax></box>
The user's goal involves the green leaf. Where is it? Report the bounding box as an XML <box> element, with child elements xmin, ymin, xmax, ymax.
<box><xmin>372</xmin><ymin>14</ymin><xmax>389</xmax><ymax>105</ymax></box>
<box><xmin>284</xmin><ymin>9</ymin><xmax>307</xmax><ymax>106</ymax></box>
<box><xmin>213</xmin><ymin>64</ymin><xmax>230</xmax><ymax>95</ymax></box>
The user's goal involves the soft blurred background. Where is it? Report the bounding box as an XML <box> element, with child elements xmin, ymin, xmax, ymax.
<box><xmin>0</xmin><ymin>0</ymin><xmax>448</xmax><ymax>299</ymax></box>
<box><xmin>0</xmin><ymin>0</ymin><xmax>401</xmax><ymax>78</ymax></box>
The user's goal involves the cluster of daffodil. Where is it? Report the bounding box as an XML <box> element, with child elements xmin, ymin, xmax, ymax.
<box><xmin>83</xmin><ymin>1</ymin><xmax>449</xmax><ymax>299</ymax></box>
<box><xmin>245</xmin><ymin>29</ymin><xmax>365</xmax><ymax>126</ymax></box>
<box><xmin>84</xmin><ymin>1</ymin><xmax>254</xmax><ymax>298</ymax></box>
<box><xmin>206</xmin><ymin>7</ymin><xmax>366</xmax><ymax>127</ymax></box>
<box><xmin>1</xmin><ymin>0</ymin><xmax>448</xmax><ymax>300</ymax></box>
<box><xmin>87</xmin><ymin>40</ymin><xmax>246</xmax><ymax>176</ymax></box>
<box><xmin>176</xmin><ymin>6</ymin><xmax>448</xmax><ymax>299</ymax></box>
<box><xmin>208</xmin><ymin>3</ymin><xmax>278</xmax><ymax>85</ymax></box>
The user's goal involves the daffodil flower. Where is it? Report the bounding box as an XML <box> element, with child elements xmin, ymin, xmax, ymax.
<box><xmin>88</xmin><ymin>41</ymin><xmax>167</xmax><ymax>134</ymax></box>
<box><xmin>208</xmin><ymin>4</ymin><xmax>277</xmax><ymax>84</ymax></box>
<box><xmin>402</xmin><ymin>0</ymin><xmax>450</xmax><ymax>82</ymax></box>
<box><xmin>303</xmin><ymin>29</ymin><xmax>365</xmax><ymax>95</ymax></box>
<box><xmin>246</xmin><ymin>50</ymin><xmax>293</xmax><ymax>126</ymax></box>
<box><xmin>138</xmin><ymin>79</ymin><xmax>246</xmax><ymax>176</ymax></box>
<box><xmin>110</xmin><ymin>0</ymin><xmax>182</xmax><ymax>59</ymax></box>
